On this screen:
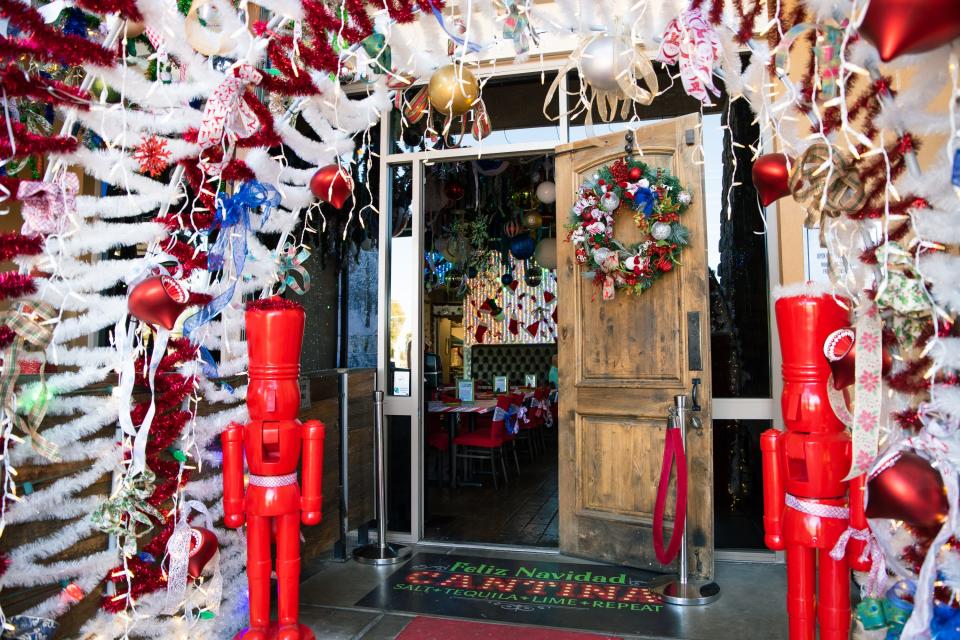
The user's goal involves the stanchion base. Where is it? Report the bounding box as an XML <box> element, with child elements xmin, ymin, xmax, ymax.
<box><xmin>353</xmin><ymin>542</ymin><xmax>411</xmax><ymax>566</ymax></box>
<box><xmin>233</xmin><ymin>623</ymin><xmax>315</xmax><ymax>640</ymax></box>
<box><xmin>654</xmin><ymin>578</ymin><xmax>721</xmax><ymax>606</ymax></box>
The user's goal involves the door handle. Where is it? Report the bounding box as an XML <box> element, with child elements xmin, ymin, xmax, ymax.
<box><xmin>691</xmin><ymin>378</ymin><xmax>701</xmax><ymax>412</ymax></box>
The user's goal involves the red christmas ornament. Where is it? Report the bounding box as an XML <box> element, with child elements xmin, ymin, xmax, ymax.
<box><xmin>860</xmin><ymin>0</ymin><xmax>960</xmax><ymax>62</ymax></box>
<box><xmin>443</xmin><ymin>180</ymin><xmax>465</xmax><ymax>201</ymax></box>
<box><xmin>628</xmin><ymin>166</ymin><xmax>642</xmax><ymax>181</ymax></box>
<box><xmin>132</xmin><ymin>135</ymin><xmax>172</xmax><ymax>177</ymax></box>
<box><xmin>752</xmin><ymin>153</ymin><xmax>792</xmax><ymax>207</ymax></box>
<box><xmin>823</xmin><ymin>327</ymin><xmax>893</xmax><ymax>390</ymax></box>
<box><xmin>310</xmin><ymin>165</ymin><xmax>354</xmax><ymax>209</ymax></box>
<box><xmin>866</xmin><ymin>451</ymin><xmax>949</xmax><ymax>529</ymax></box>
<box><xmin>128</xmin><ymin>275</ymin><xmax>190</xmax><ymax>330</ymax></box>
<box><xmin>187</xmin><ymin>527</ymin><xmax>219</xmax><ymax>579</ymax></box>
<box><xmin>61</xmin><ymin>582</ymin><xmax>84</xmax><ymax>604</ymax></box>
<box><xmin>504</xmin><ymin>219</ymin><xmax>522</xmax><ymax>238</ymax></box>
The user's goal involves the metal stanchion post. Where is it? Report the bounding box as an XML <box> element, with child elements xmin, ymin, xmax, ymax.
<box><xmin>353</xmin><ymin>390</ymin><xmax>410</xmax><ymax>565</ymax></box>
<box><xmin>654</xmin><ymin>394</ymin><xmax>721</xmax><ymax>605</ymax></box>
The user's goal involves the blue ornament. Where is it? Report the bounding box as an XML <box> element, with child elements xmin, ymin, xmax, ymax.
<box><xmin>138</xmin><ymin>552</ymin><xmax>156</xmax><ymax>563</ymax></box>
<box><xmin>467</xmin><ymin>266</ymin><xmax>479</xmax><ymax>278</ymax></box>
<box><xmin>63</xmin><ymin>8</ymin><xmax>88</xmax><ymax>38</ymax></box>
<box><xmin>501</xmin><ymin>272</ymin><xmax>514</xmax><ymax>286</ymax></box>
<box><xmin>509</xmin><ymin>234</ymin><xmax>536</xmax><ymax>260</ymax></box>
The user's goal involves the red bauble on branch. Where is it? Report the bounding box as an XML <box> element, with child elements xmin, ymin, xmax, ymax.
<box><xmin>187</xmin><ymin>528</ymin><xmax>219</xmax><ymax>579</ymax></box>
<box><xmin>310</xmin><ymin>165</ymin><xmax>354</xmax><ymax>209</ymax></box>
<box><xmin>127</xmin><ymin>276</ymin><xmax>190</xmax><ymax>330</ymax></box>
<box><xmin>751</xmin><ymin>153</ymin><xmax>792</xmax><ymax>207</ymax></box>
<box><xmin>866</xmin><ymin>451</ymin><xmax>949</xmax><ymax>529</ymax></box>
<box><xmin>860</xmin><ymin>0</ymin><xmax>960</xmax><ymax>62</ymax></box>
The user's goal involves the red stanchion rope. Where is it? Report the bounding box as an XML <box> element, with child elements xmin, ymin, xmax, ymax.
<box><xmin>652</xmin><ymin>423</ymin><xmax>688</xmax><ymax>564</ymax></box>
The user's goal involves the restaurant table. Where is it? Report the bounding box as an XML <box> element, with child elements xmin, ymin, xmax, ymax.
<box><xmin>427</xmin><ymin>399</ymin><xmax>498</xmax><ymax>487</ymax></box>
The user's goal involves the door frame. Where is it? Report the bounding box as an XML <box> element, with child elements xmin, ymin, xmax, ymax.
<box><xmin>375</xmin><ymin>70</ymin><xmax>783</xmax><ymax>562</ymax></box>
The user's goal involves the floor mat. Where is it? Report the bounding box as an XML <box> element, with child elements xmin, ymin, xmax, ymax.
<box><xmin>395</xmin><ymin>616</ymin><xmax>619</xmax><ymax>639</ymax></box>
<box><xmin>356</xmin><ymin>552</ymin><xmax>694</xmax><ymax>637</ymax></box>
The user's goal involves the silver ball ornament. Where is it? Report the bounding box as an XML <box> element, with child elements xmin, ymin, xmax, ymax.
<box><xmin>600</xmin><ymin>191</ymin><xmax>620</xmax><ymax>212</ymax></box>
<box><xmin>581</xmin><ymin>37</ymin><xmax>630</xmax><ymax>92</ymax></box>
<box><xmin>651</xmin><ymin>222</ymin><xmax>672</xmax><ymax>241</ymax></box>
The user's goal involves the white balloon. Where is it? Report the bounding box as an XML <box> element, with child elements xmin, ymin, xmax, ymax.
<box><xmin>536</xmin><ymin>181</ymin><xmax>556</xmax><ymax>204</ymax></box>
<box><xmin>581</xmin><ymin>37</ymin><xmax>630</xmax><ymax>92</ymax></box>
<box><xmin>535</xmin><ymin>238</ymin><xmax>557</xmax><ymax>270</ymax></box>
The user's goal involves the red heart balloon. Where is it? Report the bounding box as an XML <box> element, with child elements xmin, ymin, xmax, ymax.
<box><xmin>860</xmin><ymin>0</ymin><xmax>960</xmax><ymax>62</ymax></box>
<box><xmin>751</xmin><ymin>153</ymin><xmax>792</xmax><ymax>207</ymax></box>
<box><xmin>128</xmin><ymin>275</ymin><xmax>189</xmax><ymax>330</ymax></box>
<box><xmin>187</xmin><ymin>527</ymin><xmax>219</xmax><ymax>580</ymax></box>
<box><xmin>823</xmin><ymin>327</ymin><xmax>893</xmax><ymax>390</ymax></box>
<box><xmin>866</xmin><ymin>451</ymin><xmax>949</xmax><ymax>529</ymax></box>
<box><xmin>310</xmin><ymin>165</ymin><xmax>354</xmax><ymax>209</ymax></box>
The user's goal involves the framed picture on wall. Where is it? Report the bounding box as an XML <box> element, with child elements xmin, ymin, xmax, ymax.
<box><xmin>524</xmin><ymin>374</ymin><xmax>537</xmax><ymax>388</ymax></box>
<box><xmin>494</xmin><ymin>376</ymin><xmax>508</xmax><ymax>393</ymax></box>
<box><xmin>457</xmin><ymin>379</ymin><xmax>475</xmax><ymax>402</ymax></box>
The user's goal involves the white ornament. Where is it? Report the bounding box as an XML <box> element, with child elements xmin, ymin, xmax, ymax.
<box><xmin>592</xmin><ymin>247</ymin><xmax>619</xmax><ymax>272</ymax></box>
<box><xmin>678</xmin><ymin>191</ymin><xmax>692</xmax><ymax>205</ymax></box>
<box><xmin>600</xmin><ymin>191</ymin><xmax>620</xmax><ymax>212</ymax></box>
<box><xmin>624</xmin><ymin>254</ymin><xmax>648</xmax><ymax>272</ymax></box>
<box><xmin>651</xmin><ymin>222</ymin><xmax>672</xmax><ymax>241</ymax></box>
<box><xmin>534</xmin><ymin>238</ymin><xmax>557</xmax><ymax>270</ymax></box>
<box><xmin>536</xmin><ymin>181</ymin><xmax>556</xmax><ymax>204</ymax></box>
<box><xmin>638</xmin><ymin>178</ymin><xmax>650</xmax><ymax>189</ymax></box>
<box><xmin>581</xmin><ymin>37</ymin><xmax>631</xmax><ymax>92</ymax></box>
<box><xmin>585</xmin><ymin>221</ymin><xmax>606</xmax><ymax>236</ymax></box>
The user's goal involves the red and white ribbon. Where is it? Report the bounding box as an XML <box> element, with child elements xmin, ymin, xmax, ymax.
<box><xmin>830</xmin><ymin>526</ymin><xmax>887</xmax><ymax>597</ymax></box>
<box><xmin>785</xmin><ymin>493</ymin><xmax>849</xmax><ymax>519</ymax></box>
<box><xmin>847</xmin><ymin>304</ymin><xmax>883</xmax><ymax>479</ymax></box>
<box><xmin>17</xmin><ymin>172</ymin><xmax>78</xmax><ymax>236</ymax></box>
<box><xmin>197</xmin><ymin>63</ymin><xmax>263</xmax><ymax>174</ymax></box>
<box><xmin>656</xmin><ymin>8</ymin><xmax>721</xmax><ymax>105</ymax></box>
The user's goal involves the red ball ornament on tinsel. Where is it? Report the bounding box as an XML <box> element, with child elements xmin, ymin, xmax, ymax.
<box><xmin>823</xmin><ymin>327</ymin><xmax>894</xmax><ymax>390</ymax></box>
<box><xmin>628</xmin><ymin>166</ymin><xmax>642</xmax><ymax>181</ymax></box>
<box><xmin>187</xmin><ymin>527</ymin><xmax>219</xmax><ymax>580</ymax></box>
<box><xmin>504</xmin><ymin>220</ymin><xmax>522</xmax><ymax>238</ymax></box>
<box><xmin>859</xmin><ymin>0</ymin><xmax>960</xmax><ymax>62</ymax></box>
<box><xmin>443</xmin><ymin>180</ymin><xmax>465</xmax><ymax>201</ymax></box>
<box><xmin>310</xmin><ymin>165</ymin><xmax>354</xmax><ymax>209</ymax></box>
<box><xmin>128</xmin><ymin>275</ymin><xmax>190</xmax><ymax>330</ymax></box>
<box><xmin>866</xmin><ymin>451</ymin><xmax>949</xmax><ymax>529</ymax></box>
<box><xmin>752</xmin><ymin>153</ymin><xmax>792</xmax><ymax>207</ymax></box>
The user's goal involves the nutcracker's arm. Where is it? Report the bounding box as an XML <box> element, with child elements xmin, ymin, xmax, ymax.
<box><xmin>222</xmin><ymin>423</ymin><xmax>246</xmax><ymax>528</ymax></box>
<box><xmin>300</xmin><ymin>420</ymin><xmax>325</xmax><ymax>526</ymax></box>
<box><xmin>760</xmin><ymin>428</ymin><xmax>786</xmax><ymax>551</ymax></box>
<box><xmin>847</xmin><ymin>473</ymin><xmax>871</xmax><ymax>571</ymax></box>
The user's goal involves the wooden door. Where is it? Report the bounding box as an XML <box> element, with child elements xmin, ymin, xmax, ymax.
<box><xmin>555</xmin><ymin>114</ymin><xmax>714</xmax><ymax>579</ymax></box>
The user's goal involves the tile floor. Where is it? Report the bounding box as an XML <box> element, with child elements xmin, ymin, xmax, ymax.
<box><xmin>297</xmin><ymin>545</ymin><xmax>789</xmax><ymax>640</ymax></box>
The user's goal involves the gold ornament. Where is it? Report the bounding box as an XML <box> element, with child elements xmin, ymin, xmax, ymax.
<box><xmin>428</xmin><ymin>65</ymin><xmax>480</xmax><ymax>117</ymax></box>
<box><xmin>185</xmin><ymin>0</ymin><xmax>232</xmax><ymax>57</ymax></box>
<box><xmin>522</xmin><ymin>210</ymin><xmax>543</xmax><ymax>229</ymax></box>
<box><xmin>125</xmin><ymin>21</ymin><xmax>146</xmax><ymax>38</ymax></box>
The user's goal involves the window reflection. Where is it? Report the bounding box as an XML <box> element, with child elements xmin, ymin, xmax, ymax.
<box><xmin>388</xmin><ymin>164</ymin><xmax>415</xmax><ymax>396</ymax></box>
<box><xmin>703</xmin><ymin>110</ymin><xmax>772</xmax><ymax>399</ymax></box>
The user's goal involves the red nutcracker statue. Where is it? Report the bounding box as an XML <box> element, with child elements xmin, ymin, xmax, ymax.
<box><xmin>761</xmin><ymin>289</ymin><xmax>871</xmax><ymax>640</ymax></box>
<box><xmin>222</xmin><ymin>298</ymin><xmax>325</xmax><ymax>640</ymax></box>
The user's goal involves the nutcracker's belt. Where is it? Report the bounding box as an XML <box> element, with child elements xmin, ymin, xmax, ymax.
<box><xmin>248</xmin><ymin>472</ymin><xmax>298</xmax><ymax>487</ymax></box>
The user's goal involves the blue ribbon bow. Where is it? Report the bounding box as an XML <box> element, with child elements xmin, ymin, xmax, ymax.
<box><xmin>183</xmin><ymin>181</ymin><xmax>281</xmax><ymax>374</ymax></box>
<box><xmin>431</xmin><ymin>7</ymin><xmax>483</xmax><ymax>53</ymax></box>
<box><xmin>632</xmin><ymin>186</ymin><xmax>658</xmax><ymax>216</ymax></box>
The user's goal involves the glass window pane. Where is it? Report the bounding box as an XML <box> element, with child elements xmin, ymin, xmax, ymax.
<box><xmin>387</xmin><ymin>414</ymin><xmax>412</xmax><ymax>533</ymax></box>
<box><xmin>388</xmin><ymin>163</ymin><xmax>416</xmax><ymax>397</ymax></box>
<box><xmin>714</xmin><ymin>419</ymin><xmax>770</xmax><ymax>549</ymax></box>
<box><xmin>391</xmin><ymin>73</ymin><xmax>562</xmax><ymax>153</ymax></box>
<box><xmin>704</xmin><ymin>109</ymin><xmax>772</xmax><ymax>398</ymax></box>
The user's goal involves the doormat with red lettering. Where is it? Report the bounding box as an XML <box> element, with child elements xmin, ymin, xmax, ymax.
<box><xmin>356</xmin><ymin>553</ymin><xmax>683</xmax><ymax>637</ymax></box>
<box><xmin>395</xmin><ymin>616</ymin><xmax>619</xmax><ymax>639</ymax></box>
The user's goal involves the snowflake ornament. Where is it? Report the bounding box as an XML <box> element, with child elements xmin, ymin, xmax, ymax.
<box><xmin>133</xmin><ymin>135</ymin><xmax>172</xmax><ymax>177</ymax></box>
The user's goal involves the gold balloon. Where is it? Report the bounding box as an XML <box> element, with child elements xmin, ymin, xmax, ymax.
<box><xmin>523</xmin><ymin>210</ymin><xmax>543</xmax><ymax>229</ymax></box>
<box><xmin>428</xmin><ymin>65</ymin><xmax>480</xmax><ymax>117</ymax></box>
<box><xmin>125</xmin><ymin>21</ymin><xmax>146</xmax><ymax>38</ymax></box>
<box><xmin>185</xmin><ymin>0</ymin><xmax>232</xmax><ymax>56</ymax></box>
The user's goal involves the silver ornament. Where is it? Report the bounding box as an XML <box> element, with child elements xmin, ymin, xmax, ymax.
<box><xmin>651</xmin><ymin>221</ymin><xmax>672</xmax><ymax>241</ymax></box>
<box><xmin>600</xmin><ymin>191</ymin><xmax>620</xmax><ymax>212</ymax></box>
<box><xmin>581</xmin><ymin>37</ymin><xmax>630</xmax><ymax>92</ymax></box>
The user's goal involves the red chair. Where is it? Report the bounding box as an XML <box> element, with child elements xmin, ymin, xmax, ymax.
<box><xmin>453</xmin><ymin>395</ymin><xmax>514</xmax><ymax>489</ymax></box>
<box><xmin>515</xmin><ymin>389</ymin><xmax>544</xmax><ymax>458</ymax></box>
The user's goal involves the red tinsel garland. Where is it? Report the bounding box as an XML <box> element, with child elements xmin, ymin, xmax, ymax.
<box><xmin>0</xmin><ymin>0</ymin><xmax>117</xmax><ymax>67</ymax></box>
<box><xmin>0</xmin><ymin>272</ymin><xmax>35</xmax><ymax>300</ymax></box>
<box><xmin>0</xmin><ymin>64</ymin><xmax>91</xmax><ymax>110</ymax></box>
<box><xmin>73</xmin><ymin>0</ymin><xmax>142</xmax><ymax>21</ymax></box>
<box><xmin>247</xmin><ymin>296</ymin><xmax>303</xmax><ymax>311</ymax></box>
<box><xmin>0</xmin><ymin>122</ymin><xmax>79</xmax><ymax>159</ymax></box>
<box><xmin>0</xmin><ymin>232</ymin><xmax>43</xmax><ymax>261</ymax></box>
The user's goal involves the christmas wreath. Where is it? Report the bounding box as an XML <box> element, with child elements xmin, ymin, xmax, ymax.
<box><xmin>567</xmin><ymin>157</ymin><xmax>693</xmax><ymax>300</ymax></box>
